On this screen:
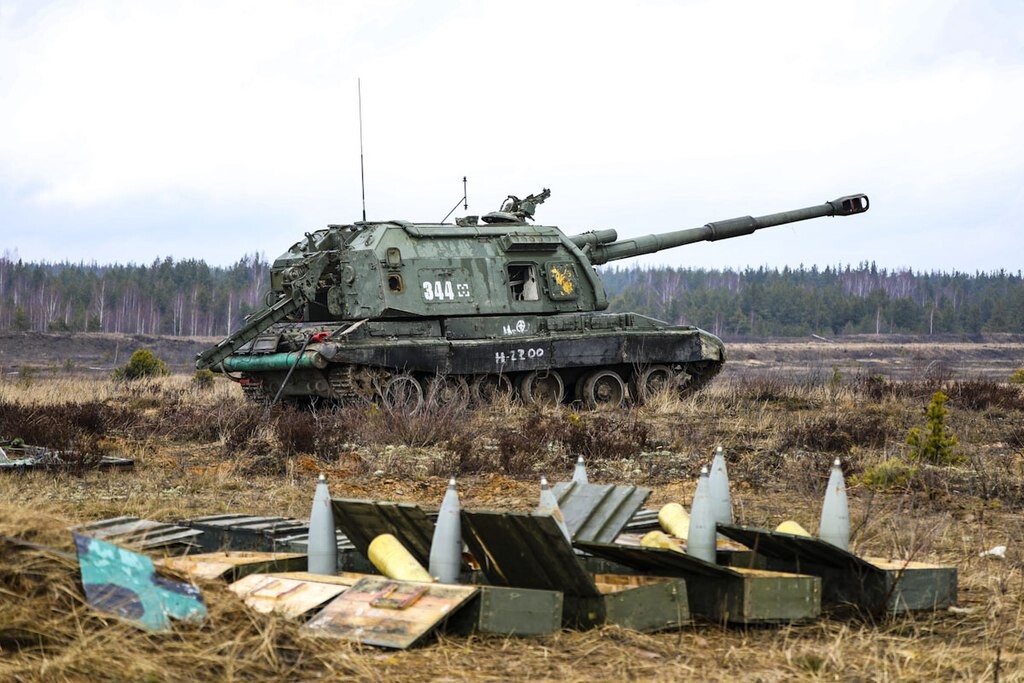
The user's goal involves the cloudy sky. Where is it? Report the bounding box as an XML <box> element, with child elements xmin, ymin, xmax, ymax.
<box><xmin>2</xmin><ymin>0</ymin><xmax>1022</xmax><ymax>271</ymax></box>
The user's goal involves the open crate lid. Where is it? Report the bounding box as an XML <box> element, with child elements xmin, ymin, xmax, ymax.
<box><xmin>575</xmin><ymin>540</ymin><xmax>744</xmax><ymax>579</ymax></box>
<box><xmin>551</xmin><ymin>481</ymin><xmax>651</xmax><ymax>543</ymax></box>
<box><xmin>717</xmin><ymin>524</ymin><xmax>877</xmax><ymax>574</ymax></box>
<box><xmin>461</xmin><ymin>510</ymin><xmax>601</xmax><ymax>597</ymax></box>
<box><xmin>331</xmin><ymin>498</ymin><xmax>435</xmax><ymax>567</ymax></box>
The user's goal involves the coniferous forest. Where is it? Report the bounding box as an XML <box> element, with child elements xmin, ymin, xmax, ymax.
<box><xmin>1</xmin><ymin>252</ymin><xmax>1022</xmax><ymax>338</ymax></box>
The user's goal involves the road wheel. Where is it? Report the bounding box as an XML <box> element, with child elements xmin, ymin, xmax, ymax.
<box><xmin>380</xmin><ymin>373</ymin><xmax>424</xmax><ymax>414</ymax></box>
<box><xmin>518</xmin><ymin>370</ymin><xmax>565</xmax><ymax>407</ymax></box>
<box><xmin>471</xmin><ymin>374</ymin><xmax>514</xmax><ymax>405</ymax></box>
<box><xmin>425</xmin><ymin>375</ymin><xmax>470</xmax><ymax>409</ymax></box>
<box><xmin>631</xmin><ymin>364</ymin><xmax>676</xmax><ymax>403</ymax></box>
<box><xmin>581</xmin><ymin>369</ymin><xmax>627</xmax><ymax>409</ymax></box>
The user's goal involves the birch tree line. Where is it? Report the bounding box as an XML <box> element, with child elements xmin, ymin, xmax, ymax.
<box><xmin>1</xmin><ymin>253</ymin><xmax>1022</xmax><ymax>338</ymax></box>
<box><xmin>0</xmin><ymin>252</ymin><xmax>268</xmax><ymax>337</ymax></box>
<box><xmin>601</xmin><ymin>263</ymin><xmax>1024</xmax><ymax>337</ymax></box>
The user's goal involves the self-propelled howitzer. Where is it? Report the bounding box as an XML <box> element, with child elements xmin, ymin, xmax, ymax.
<box><xmin>197</xmin><ymin>191</ymin><xmax>868</xmax><ymax>409</ymax></box>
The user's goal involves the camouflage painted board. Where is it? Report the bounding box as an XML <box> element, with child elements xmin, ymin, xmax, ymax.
<box><xmin>73</xmin><ymin>532</ymin><xmax>207</xmax><ymax>632</ymax></box>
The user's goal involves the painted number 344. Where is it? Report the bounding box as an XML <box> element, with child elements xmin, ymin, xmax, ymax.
<box><xmin>422</xmin><ymin>280</ymin><xmax>470</xmax><ymax>301</ymax></box>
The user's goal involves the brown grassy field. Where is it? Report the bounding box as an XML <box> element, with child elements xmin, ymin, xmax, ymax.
<box><xmin>2</xmin><ymin>341</ymin><xmax>1024</xmax><ymax>682</ymax></box>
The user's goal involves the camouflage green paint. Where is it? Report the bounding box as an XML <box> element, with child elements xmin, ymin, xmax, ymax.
<box><xmin>195</xmin><ymin>190</ymin><xmax>868</xmax><ymax>408</ymax></box>
<box><xmin>73</xmin><ymin>532</ymin><xmax>208</xmax><ymax>631</ymax></box>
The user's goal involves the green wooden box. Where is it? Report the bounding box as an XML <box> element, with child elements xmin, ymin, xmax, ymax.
<box><xmin>446</xmin><ymin>585</ymin><xmax>563</xmax><ymax>636</ymax></box>
<box><xmin>461</xmin><ymin>510</ymin><xmax>690</xmax><ymax>632</ymax></box>
<box><xmin>578</xmin><ymin>541</ymin><xmax>821</xmax><ymax>624</ymax></box>
<box><xmin>568</xmin><ymin>574</ymin><xmax>690</xmax><ymax>631</ymax></box>
<box><xmin>719</xmin><ymin>525</ymin><xmax>958</xmax><ymax>613</ymax></box>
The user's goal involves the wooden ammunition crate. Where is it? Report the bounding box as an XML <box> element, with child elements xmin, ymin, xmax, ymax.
<box><xmin>446</xmin><ymin>585</ymin><xmax>564</xmax><ymax>636</ymax></box>
<box><xmin>578</xmin><ymin>541</ymin><xmax>821</xmax><ymax>624</ymax></box>
<box><xmin>461</xmin><ymin>510</ymin><xmax>690</xmax><ymax>632</ymax></box>
<box><xmin>719</xmin><ymin>525</ymin><xmax>957</xmax><ymax>613</ymax></box>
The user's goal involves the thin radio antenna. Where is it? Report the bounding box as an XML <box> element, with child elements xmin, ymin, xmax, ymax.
<box><xmin>440</xmin><ymin>176</ymin><xmax>469</xmax><ymax>223</ymax></box>
<box><xmin>358</xmin><ymin>78</ymin><xmax>367</xmax><ymax>222</ymax></box>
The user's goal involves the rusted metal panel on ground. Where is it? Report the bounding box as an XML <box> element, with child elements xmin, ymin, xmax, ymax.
<box><xmin>578</xmin><ymin>541</ymin><xmax>820</xmax><ymax>624</ymax></box>
<box><xmin>0</xmin><ymin>444</ymin><xmax>134</xmax><ymax>472</ymax></box>
<box><xmin>551</xmin><ymin>481</ymin><xmax>651</xmax><ymax>543</ymax></box>
<box><xmin>73</xmin><ymin>532</ymin><xmax>207</xmax><ymax>632</ymax></box>
<box><xmin>718</xmin><ymin>524</ymin><xmax>956</xmax><ymax>613</ymax></box>
<box><xmin>461</xmin><ymin>510</ymin><xmax>599</xmax><ymax>597</ymax></box>
<box><xmin>622</xmin><ymin>508</ymin><xmax>661</xmax><ymax>534</ymax></box>
<box><xmin>186</xmin><ymin>514</ymin><xmax>308</xmax><ymax>552</ymax></box>
<box><xmin>156</xmin><ymin>551</ymin><xmax>306</xmax><ymax>582</ymax></box>
<box><xmin>331</xmin><ymin>499</ymin><xmax>436</xmax><ymax>568</ymax></box>
<box><xmin>445</xmin><ymin>586</ymin><xmax>564</xmax><ymax>636</ymax></box>
<box><xmin>72</xmin><ymin>516</ymin><xmax>202</xmax><ymax>553</ymax></box>
<box><xmin>184</xmin><ymin>513</ymin><xmax>356</xmax><ymax>566</ymax></box>
<box><xmin>303</xmin><ymin>576</ymin><xmax>478</xmax><ymax>649</ymax></box>
<box><xmin>229</xmin><ymin>572</ymin><xmax>354</xmax><ymax>618</ymax></box>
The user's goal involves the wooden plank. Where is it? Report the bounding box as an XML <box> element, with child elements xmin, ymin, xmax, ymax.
<box><xmin>229</xmin><ymin>573</ymin><xmax>348</xmax><ymax>618</ymax></box>
<box><xmin>266</xmin><ymin>571</ymin><xmax>369</xmax><ymax>586</ymax></box>
<box><xmin>157</xmin><ymin>552</ymin><xmax>306</xmax><ymax>582</ymax></box>
<box><xmin>303</xmin><ymin>577</ymin><xmax>477</xmax><ymax>649</ymax></box>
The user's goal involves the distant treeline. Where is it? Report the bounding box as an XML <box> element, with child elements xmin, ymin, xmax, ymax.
<box><xmin>1</xmin><ymin>253</ymin><xmax>1022</xmax><ymax>337</ymax></box>
<box><xmin>0</xmin><ymin>253</ymin><xmax>268</xmax><ymax>337</ymax></box>
<box><xmin>602</xmin><ymin>264</ymin><xmax>1024</xmax><ymax>337</ymax></box>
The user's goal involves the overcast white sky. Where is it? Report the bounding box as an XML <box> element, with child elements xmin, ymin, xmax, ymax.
<box><xmin>2</xmin><ymin>0</ymin><xmax>1023</xmax><ymax>271</ymax></box>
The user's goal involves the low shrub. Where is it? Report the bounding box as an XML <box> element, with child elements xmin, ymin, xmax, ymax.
<box><xmin>862</xmin><ymin>458</ymin><xmax>919</xmax><ymax>491</ymax></box>
<box><xmin>906</xmin><ymin>391</ymin><xmax>962</xmax><ymax>465</ymax></box>
<box><xmin>112</xmin><ymin>350</ymin><xmax>169</xmax><ymax>381</ymax></box>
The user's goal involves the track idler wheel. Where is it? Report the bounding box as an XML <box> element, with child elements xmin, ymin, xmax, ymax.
<box><xmin>471</xmin><ymin>374</ymin><xmax>514</xmax><ymax>405</ymax></box>
<box><xmin>518</xmin><ymin>370</ymin><xmax>565</xmax><ymax>407</ymax></box>
<box><xmin>580</xmin><ymin>369</ymin><xmax>628</xmax><ymax>409</ymax></box>
<box><xmin>380</xmin><ymin>373</ymin><xmax>425</xmax><ymax>414</ymax></box>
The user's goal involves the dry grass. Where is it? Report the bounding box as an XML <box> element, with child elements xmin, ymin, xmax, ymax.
<box><xmin>2</xmin><ymin>359</ymin><xmax>1024</xmax><ymax>681</ymax></box>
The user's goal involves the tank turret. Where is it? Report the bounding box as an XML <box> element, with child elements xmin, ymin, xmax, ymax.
<box><xmin>197</xmin><ymin>189</ymin><xmax>869</xmax><ymax>410</ymax></box>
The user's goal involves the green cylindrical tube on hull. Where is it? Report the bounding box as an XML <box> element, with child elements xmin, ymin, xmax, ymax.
<box><xmin>221</xmin><ymin>351</ymin><xmax>327</xmax><ymax>372</ymax></box>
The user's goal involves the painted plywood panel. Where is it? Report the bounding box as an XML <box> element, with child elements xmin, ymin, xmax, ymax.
<box><xmin>157</xmin><ymin>551</ymin><xmax>306</xmax><ymax>582</ymax></box>
<box><xmin>303</xmin><ymin>577</ymin><xmax>477</xmax><ymax>649</ymax></box>
<box><xmin>229</xmin><ymin>573</ymin><xmax>350</xmax><ymax>618</ymax></box>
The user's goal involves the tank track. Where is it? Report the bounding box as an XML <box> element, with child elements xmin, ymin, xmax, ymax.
<box><xmin>680</xmin><ymin>360</ymin><xmax>723</xmax><ymax>394</ymax></box>
<box><xmin>239</xmin><ymin>375</ymin><xmax>271</xmax><ymax>404</ymax></box>
<box><xmin>327</xmin><ymin>365</ymin><xmax>378</xmax><ymax>405</ymax></box>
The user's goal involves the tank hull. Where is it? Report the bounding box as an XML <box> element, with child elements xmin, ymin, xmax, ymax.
<box><xmin>230</xmin><ymin>312</ymin><xmax>724</xmax><ymax>409</ymax></box>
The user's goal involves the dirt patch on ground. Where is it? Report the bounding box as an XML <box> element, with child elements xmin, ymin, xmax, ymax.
<box><xmin>2</xmin><ymin>330</ymin><xmax>1020</xmax><ymax>380</ymax></box>
<box><xmin>723</xmin><ymin>333</ymin><xmax>1024</xmax><ymax>381</ymax></box>
<box><xmin>0</xmin><ymin>331</ymin><xmax>216</xmax><ymax>375</ymax></box>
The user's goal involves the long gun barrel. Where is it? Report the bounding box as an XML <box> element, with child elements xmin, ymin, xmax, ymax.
<box><xmin>581</xmin><ymin>194</ymin><xmax>868</xmax><ymax>266</ymax></box>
